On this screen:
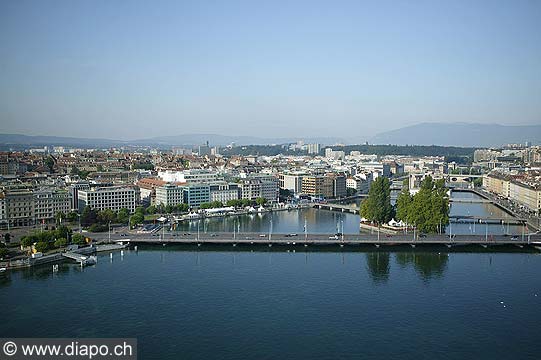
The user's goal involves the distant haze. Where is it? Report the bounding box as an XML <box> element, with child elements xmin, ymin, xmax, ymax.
<box><xmin>1</xmin><ymin>0</ymin><xmax>540</xmax><ymax>140</ymax></box>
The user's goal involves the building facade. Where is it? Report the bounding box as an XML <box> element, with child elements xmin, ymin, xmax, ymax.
<box><xmin>78</xmin><ymin>186</ymin><xmax>139</xmax><ymax>212</ymax></box>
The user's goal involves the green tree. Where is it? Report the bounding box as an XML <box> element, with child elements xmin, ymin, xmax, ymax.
<box><xmin>226</xmin><ymin>199</ymin><xmax>241</xmax><ymax>207</ymax></box>
<box><xmin>165</xmin><ymin>204</ymin><xmax>175</xmax><ymax>213</ymax></box>
<box><xmin>406</xmin><ymin>176</ymin><xmax>449</xmax><ymax>234</ymax></box>
<box><xmin>55</xmin><ymin>211</ymin><xmax>66</xmax><ymax>225</ymax></box>
<box><xmin>97</xmin><ymin>209</ymin><xmax>116</xmax><ymax>224</ymax></box>
<box><xmin>89</xmin><ymin>223</ymin><xmax>108</xmax><ymax>232</ymax></box>
<box><xmin>241</xmin><ymin>199</ymin><xmax>252</xmax><ymax>207</ymax></box>
<box><xmin>21</xmin><ymin>236</ymin><xmax>35</xmax><ymax>248</ymax></box>
<box><xmin>395</xmin><ymin>188</ymin><xmax>412</xmax><ymax>222</ymax></box>
<box><xmin>44</xmin><ymin>156</ymin><xmax>55</xmax><ymax>173</ymax></box>
<box><xmin>4</xmin><ymin>233</ymin><xmax>11</xmax><ymax>242</ymax></box>
<box><xmin>360</xmin><ymin>177</ymin><xmax>393</xmax><ymax>224</ymax></box>
<box><xmin>130</xmin><ymin>212</ymin><xmax>144</xmax><ymax>227</ymax></box>
<box><xmin>71</xmin><ymin>233</ymin><xmax>86</xmax><ymax>245</ymax></box>
<box><xmin>34</xmin><ymin>241</ymin><xmax>49</xmax><ymax>253</ymax></box>
<box><xmin>0</xmin><ymin>247</ymin><xmax>8</xmax><ymax>259</ymax></box>
<box><xmin>81</xmin><ymin>206</ymin><xmax>97</xmax><ymax>226</ymax></box>
<box><xmin>256</xmin><ymin>198</ymin><xmax>267</xmax><ymax>206</ymax></box>
<box><xmin>117</xmin><ymin>208</ymin><xmax>130</xmax><ymax>224</ymax></box>
<box><xmin>54</xmin><ymin>225</ymin><xmax>72</xmax><ymax>241</ymax></box>
<box><xmin>54</xmin><ymin>238</ymin><xmax>68</xmax><ymax>248</ymax></box>
<box><xmin>176</xmin><ymin>203</ymin><xmax>189</xmax><ymax>212</ymax></box>
<box><xmin>66</xmin><ymin>211</ymin><xmax>79</xmax><ymax>223</ymax></box>
<box><xmin>146</xmin><ymin>205</ymin><xmax>156</xmax><ymax>214</ymax></box>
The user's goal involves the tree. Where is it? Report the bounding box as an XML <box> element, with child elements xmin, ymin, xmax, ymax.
<box><xmin>54</xmin><ymin>238</ymin><xmax>68</xmax><ymax>248</ymax></box>
<box><xmin>256</xmin><ymin>197</ymin><xmax>267</xmax><ymax>206</ymax></box>
<box><xmin>165</xmin><ymin>204</ymin><xmax>175</xmax><ymax>213</ymax></box>
<box><xmin>395</xmin><ymin>188</ymin><xmax>412</xmax><ymax>222</ymax></box>
<box><xmin>4</xmin><ymin>233</ymin><xmax>11</xmax><ymax>243</ymax></box>
<box><xmin>176</xmin><ymin>203</ymin><xmax>189</xmax><ymax>212</ymax></box>
<box><xmin>54</xmin><ymin>225</ymin><xmax>72</xmax><ymax>241</ymax></box>
<box><xmin>67</xmin><ymin>211</ymin><xmax>79</xmax><ymax>223</ymax></box>
<box><xmin>89</xmin><ymin>223</ymin><xmax>108</xmax><ymax>232</ymax></box>
<box><xmin>226</xmin><ymin>199</ymin><xmax>241</xmax><ymax>207</ymax></box>
<box><xmin>55</xmin><ymin>211</ymin><xmax>66</xmax><ymax>225</ymax></box>
<box><xmin>146</xmin><ymin>205</ymin><xmax>156</xmax><ymax>214</ymax></box>
<box><xmin>130</xmin><ymin>212</ymin><xmax>144</xmax><ymax>227</ymax></box>
<box><xmin>0</xmin><ymin>247</ymin><xmax>8</xmax><ymax>259</ymax></box>
<box><xmin>402</xmin><ymin>176</ymin><xmax>449</xmax><ymax>234</ymax></box>
<box><xmin>360</xmin><ymin>177</ymin><xmax>393</xmax><ymax>224</ymax></box>
<box><xmin>21</xmin><ymin>236</ymin><xmax>35</xmax><ymax>248</ymax></box>
<box><xmin>97</xmin><ymin>209</ymin><xmax>116</xmax><ymax>224</ymax></box>
<box><xmin>81</xmin><ymin>206</ymin><xmax>97</xmax><ymax>226</ymax></box>
<box><xmin>241</xmin><ymin>199</ymin><xmax>252</xmax><ymax>207</ymax></box>
<box><xmin>199</xmin><ymin>203</ymin><xmax>211</xmax><ymax>210</ymax></box>
<box><xmin>117</xmin><ymin>208</ymin><xmax>130</xmax><ymax>224</ymax></box>
<box><xmin>45</xmin><ymin>156</ymin><xmax>55</xmax><ymax>173</ymax></box>
<box><xmin>71</xmin><ymin>233</ymin><xmax>86</xmax><ymax>245</ymax></box>
<box><xmin>34</xmin><ymin>241</ymin><xmax>49</xmax><ymax>253</ymax></box>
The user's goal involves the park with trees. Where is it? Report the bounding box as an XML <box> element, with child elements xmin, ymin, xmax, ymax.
<box><xmin>361</xmin><ymin>175</ymin><xmax>449</xmax><ymax>234</ymax></box>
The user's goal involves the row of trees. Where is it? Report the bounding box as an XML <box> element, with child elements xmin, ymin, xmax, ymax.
<box><xmin>360</xmin><ymin>176</ymin><xmax>449</xmax><ymax>234</ymax></box>
<box><xmin>20</xmin><ymin>226</ymin><xmax>88</xmax><ymax>253</ymax></box>
<box><xmin>62</xmin><ymin>196</ymin><xmax>271</xmax><ymax>232</ymax></box>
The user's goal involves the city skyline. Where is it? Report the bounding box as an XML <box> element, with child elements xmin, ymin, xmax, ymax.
<box><xmin>1</xmin><ymin>0</ymin><xmax>540</xmax><ymax>140</ymax></box>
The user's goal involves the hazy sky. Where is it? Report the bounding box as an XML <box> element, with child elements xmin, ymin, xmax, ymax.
<box><xmin>1</xmin><ymin>0</ymin><xmax>540</xmax><ymax>140</ymax></box>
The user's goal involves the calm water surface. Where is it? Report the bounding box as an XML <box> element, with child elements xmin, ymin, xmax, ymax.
<box><xmin>2</xmin><ymin>191</ymin><xmax>538</xmax><ymax>359</ymax></box>
<box><xmin>1</xmin><ymin>249</ymin><xmax>541</xmax><ymax>360</ymax></box>
<box><xmin>175</xmin><ymin>191</ymin><xmax>524</xmax><ymax>236</ymax></box>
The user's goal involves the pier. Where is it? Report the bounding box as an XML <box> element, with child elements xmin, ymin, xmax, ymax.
<box><xmin>62</xmin><ymin>252</ymin><xmax>97</xmax><ymax>266</ymax></box>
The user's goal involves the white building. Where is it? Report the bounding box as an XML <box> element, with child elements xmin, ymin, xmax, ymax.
<box><xmin>158</xmin><ymin>169</ymin><xmax>219</xmax><ymax>184</ymax></box>
<box><xmin>325</xmin><ymin>148</ymin><xmax>345</xmax><ymax>160</ymax></box>
<box><xmin>155</xmin><ymin>184</ymin><xmax>184</xmax><ymax>207</ymax></box>
<box><xmin>78</xmin><ymin>186</ymin><xmax>139</xmax><ymax>212</ymax></box>
<box><xmin>279</xmin><ymin>173</ymin><xmax>304</xmax><ymax>194</ymax></box>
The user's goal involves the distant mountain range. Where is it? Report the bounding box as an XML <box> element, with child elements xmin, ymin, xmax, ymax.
<box><xmin>370</xmin><ymin>123</ymin><xmax>541</xmax><ymax>147</ymax></box>
<box><xmin>1</xmin><ymin>123</ymin><xmax>539</xmax><ymax>149</ymax></box>
<box><xmin>0</xmin><ymin>133</ymin><xmax>346</xmax><ymax>149</ymax></box>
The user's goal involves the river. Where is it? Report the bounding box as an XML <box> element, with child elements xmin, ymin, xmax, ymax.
<box><xmin>2</xmin><ymin>191</ymin><xmax>539</xmax><ymax>359</ymax></box>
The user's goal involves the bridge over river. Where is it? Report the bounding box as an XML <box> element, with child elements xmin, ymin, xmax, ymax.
<box><xmin>125</xmin><ymin>232</ymin><xmax>541</xmax><ymax>249</ymax></box>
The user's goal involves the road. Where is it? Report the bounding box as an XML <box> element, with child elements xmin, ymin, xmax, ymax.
<box><xmin>87</xmin><ymin>230</ymin><xmax>541</xmax><ymax>246</ymax></box>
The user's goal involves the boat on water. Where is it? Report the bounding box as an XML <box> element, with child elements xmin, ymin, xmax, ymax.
<box><xmin>0</xmin><ymin>267</ymin><xmax>7</xmax><ymax>273</ymax></box>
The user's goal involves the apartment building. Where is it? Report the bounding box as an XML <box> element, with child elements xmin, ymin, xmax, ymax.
<box><xmin>483</xmin><ymin>172</ymin><xmax>541</xmax><ymax>213</ymax></box>
<box><xmin>302</xmin><ymin>175</ymin><xmax>334</xmax><ymax>199</ymax></box>
<box><xmin>78</xmin><ymin>186</ymin><xmax>139</xmax><ymax>212</ymax></box>
<box><xmin>34</xmin><ymin>189</ymin><xmax>71</xmax><ymax>224</ymax></box>
<box><xmin>158</xmin><ymin>169</ymin><xmax>219</xmax><ymax>184</ymax></box>
<box><xmin>155</xmin><ymin>184</ymin><xmax>184</xmax><ymax>207</ymax></box>
<box><xmin>2</xmin><ymin>188</ymin><xmax>35</xmax><ymax>227</ymax></box>
<box><xmin>209</xmin><ymin>182</ymin><xmax>239</xmax><ymax>203</ymax></box>
<box><xmin>279</xmin><ymin>173</ymin><xmax>304</xmax><ymax>194</ymax></box>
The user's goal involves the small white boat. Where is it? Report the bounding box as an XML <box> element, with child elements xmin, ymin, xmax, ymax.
<box><xmin>0</xmin><ymin>267</ymin><xmax>7</xmax><ymax>273</ymax></box>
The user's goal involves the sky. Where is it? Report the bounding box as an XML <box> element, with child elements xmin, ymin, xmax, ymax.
<box><xmin>0</xmin><ymin>0</ymin><xmax>540</xmax><ymax>141</ymax></box>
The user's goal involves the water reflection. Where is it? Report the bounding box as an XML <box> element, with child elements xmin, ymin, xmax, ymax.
<box><xmin>366</xmin><ymin>252</ymin><xmax>390</xmax><ymax>283</ymax></box>
<box><xmin>395</xmin><ymin>252</ymin><xmax>449</xmax><ymax>281</ymax></box>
